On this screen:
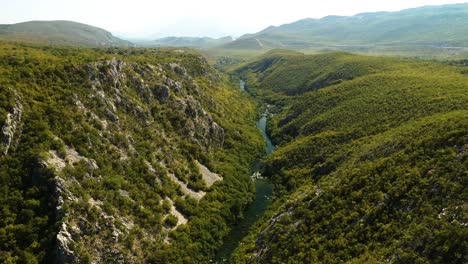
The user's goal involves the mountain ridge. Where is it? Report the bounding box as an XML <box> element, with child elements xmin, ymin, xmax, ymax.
<box><xmin>250</xmin><ymin>2</ymin><xmax>468</xmax><ymax>46</ymax></box>
<box><xmin>211</xmin><ymin>3</ymin><xmax>468</xmax><ymax>58</ymax></box>
<box><xmin>0</xmin><ymin>20</ymin><xmax>132</xmax><ymax>47</ymax></box>
<box><xmin>139</xmin><ymin>36</ymin><xmax>233</xmax><ymax>48</ymax></box>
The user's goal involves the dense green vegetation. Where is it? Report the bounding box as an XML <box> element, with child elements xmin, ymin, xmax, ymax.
<box><xmin>0</xmin><ymin>41</ymin><xmax>264</xmax><ymax>263</ymax></box>
<box><xmin>0</xmin><ymin>21</ymin><xmax>132</xmax><ymax>47</ymax></box>
<box><xmin>1</xmin><ymin>7</ymin><xmax>468</xmax><ymax>262</ymax></box>
<box><xmin>230</xmin><ymin>50</ymin><xmax>468</xmax><ymax>263</ymax></box>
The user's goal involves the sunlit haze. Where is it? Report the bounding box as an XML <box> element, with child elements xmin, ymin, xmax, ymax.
<box><xmin>1</xmin><ymin>0</ymin><xmax>465</xmax><ymax>39</ymax></box>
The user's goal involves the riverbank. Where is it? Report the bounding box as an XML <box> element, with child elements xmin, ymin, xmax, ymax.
<box><xmin>213</xmin><ymin>89</ymin><xmax>276</xmax><ymax>262</ymax></box>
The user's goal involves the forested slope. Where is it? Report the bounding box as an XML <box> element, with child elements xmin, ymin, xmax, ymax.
<box><xmin>0</xmin><ymin>42</ymin><xmax>264</xmax><ymax>263</ymax></box>
<box><xmin>231</xmin><ymin>50</ymin><xmax>468</xmax><ymax>263</ymax></box>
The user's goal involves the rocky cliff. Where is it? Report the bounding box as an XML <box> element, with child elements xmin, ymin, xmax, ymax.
<box><xmin>1</xmin><ymin>89</ymin><xmax>23</xmax><ymax>155</ymax></box>
<box><xmin>0</xmin><ymin>43</ymin><xmax>263</xmax><ymax>263</ymax></box>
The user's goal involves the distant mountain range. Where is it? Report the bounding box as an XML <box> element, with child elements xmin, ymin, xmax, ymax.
<box><xmin>138</xmin><ymin>36</ymin><xmax>233</xmax><ymax>48</ymax></box>
<box><xmin>1</xmin><ymin>3</ymin><xmax>467</xmax><ymax>54</ymax></box>
<box><xmin>217</xmin><ymin>3</ymin><xmax>468</xmax><ymax>50</ymax></box>
<box><xmin>0</xmin><ymin>20</ymin><xmax>132</xmax><ymax>47</ymax></box>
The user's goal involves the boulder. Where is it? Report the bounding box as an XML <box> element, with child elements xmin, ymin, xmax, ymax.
<box><xmin>54</xmin><ymin>223</ymin><xmax>77</xmax><ymax>264</ymax></box>
<box><xmin>105</xmin><ymin>109</ymin><xmax>120</xmax><ymax>122</ymax></box>
<box><xmin>169</xmin><ymin>63</ymin><xmax>187</xmax><ymax>76</ymax></box>
<box><xmin>154</xmin><ymin>85</ymin><xmax>170</xmax><ymax>101</ymax></box>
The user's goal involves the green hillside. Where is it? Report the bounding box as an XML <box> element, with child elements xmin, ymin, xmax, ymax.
<box><xmin>0</xmin><ymin>41</ymin><xmax>263</xmax><ymax>263</ymax></box>
<box><xmin>1</xmin><ymin>3</ymin><xmax>468</xmax><ymax>263</ymax></box>
<box><xmin>230</xmin><ymin>50</ymin><xmax>468</xmax><ymax>263</ymax></box>
<box><xmin>0</xmin><ymin>20</ymin><xmax>132</xmax><ymax>47</ymax></box>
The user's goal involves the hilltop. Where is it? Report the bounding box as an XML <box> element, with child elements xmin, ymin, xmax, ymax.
<box><xmin>245</xmin><ymin>3</ymin><xmax>468</xmax><ymax>46</ymax></box>
<box><xmin>0</xmin><ymin>20</ymin><xmax>132</xmax><ymax>47</ymax></box>
<box><xmin>210</xmin><ymin>3</ymin><xmax>468</xmax><ymax>60</ymax></box>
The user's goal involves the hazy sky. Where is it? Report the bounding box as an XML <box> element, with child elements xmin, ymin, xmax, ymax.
<box><xmin>1</xmin><ymin>0</ymin><xmax>465</xmax><ymax>39</ymax></box>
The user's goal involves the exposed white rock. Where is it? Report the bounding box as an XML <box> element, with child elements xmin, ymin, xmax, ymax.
<box><xmin>196</xmin><ymin>161</ymin><xmax>222</xmax><ymax>187</ymax></box>
<box><xmin>74</xmin><ymin>94</ymin><xmax>109</xmax><ymax>129</ymax></box>
<box><xmin>87</xmin><ymin>58</ymin><xmax>127</xmax><ymax>88</ymax></box>
<box><xmin>46</xmin><ymin>150</ymin><xmax>67</xmax><ymax>172</ymax></box>
<box><xmin>175</xmin><ymin>95</ymin><xmax>225</xmax><ymax>148</ymax></box>
<box><xmin>162</xmin><ymin>198</ymin><xmax>188</xmax><ymax>244</ymax></box>
<box><xmin>66</xmin><ymin>148</ymin><xmax>85</xmax><ymax>165</ymax></box>
<box><xmin>1</xmin><ymin>89</ymin><xmax>23</xmax><ymax>155</ymax></box>
<box><xmin>170</xmin><ymin>204</ymin><xmax>188</xmax><ymax>226</ymax></box>
<box><xmin>167</xmin><ymin>172</ymin><xmax>206</xmax><ymax>200</ymax></box>
<box><xmin>88</xmin><ymin>197</ymin><xmax>103</xmax><ymax>209</ymax></box>
<box><xmin>55</xmin><ymin>222</ymin><xmax>76</xmax><ymax>263</ymax></box>
<box><xmin>45</xmin><ymin>147</ymin><xmax>99</xmax><ymax>173</ymax></box>
<box><xmin>118</xmin><ymin>189</ymin><xmax>135</xmax><ymax>203</ymax></box>
<box><xmin>144</xmin><ymin>160</ymin><xmax>162</xmax><ymax>185</ymax></box>
<box><xmin>53</xmin><ymin>177</ymin><xmax>76</xmax><ymax>219</ymax></box>
<box><xmin>251</xmin><ymin>171</ymin><xmax>264</xmax><ymax>180</ymax></box>
<box><xmin>165</xmin><ymin>198</ymin><xmax>188</xmax><ymax>228</ymax></box>
<box><xmin>145</xmin><ymin>160</ymin><xmax>156</xmax><ymax>174</ymax></box>
<box><xmin>120</xmin><ymin>217</ymin><xmax>135</xmax><ymax>231</ymax></box>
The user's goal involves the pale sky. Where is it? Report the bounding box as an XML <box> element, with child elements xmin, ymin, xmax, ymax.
<box><xmin>0</xmin><ymin>0</ymin><xmax>465</xmax><ymax>39</ymax></box>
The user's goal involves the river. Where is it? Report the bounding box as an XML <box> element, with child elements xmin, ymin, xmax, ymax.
<box><xmin>214</xmin><ymin>82</ymin><xmax>275</xmax><ymax>263</ymax></box>
<box><xmin>256</xmin><ymin>111</ymin><xmax>275</xmax><ymax>155</ymax></box>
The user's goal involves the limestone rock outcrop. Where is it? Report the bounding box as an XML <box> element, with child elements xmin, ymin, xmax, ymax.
<box><xmin>1</xmin><ymin>89</ymin><xmax>23</xmax><ymax>155</ymax></box>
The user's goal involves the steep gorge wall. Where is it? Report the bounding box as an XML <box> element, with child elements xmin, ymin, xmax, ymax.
<box><xmin>0</xmin><ymin>44</ymin><xmax>263</xmax><ymax>263</ymax></box>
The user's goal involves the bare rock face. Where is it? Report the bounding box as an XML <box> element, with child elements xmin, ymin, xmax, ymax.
<box><xmin>176</xmin><ymin>96</ymin><xmax>224</xmax><ymax>148</ymax></box>
<box><xmin>54</xmin><ymin>222</ymin><xmax>77</xmax><ymax>264</ymax></box>
<box><xmin>164</xmin><ymin>76</ymin><xmax>182</xmax><ymax>93</ymax></box>
<box><xmin>42</xmin><ymin>57</ymin><xmax>226</xmax><ymax>263</ymax></box>
<box><xmin>87</xmin><ymin>58</ymin><xmax>127</xmax><ymax>88</ymax></box>
<box><xmin>105</xmin><ymin>109</ymin><xmax>120</xmax><ymax>123</ymax></box>
<box><xmin>87</xmin><ymin>58</ymin><xmax>152</xmax><ymax>124</ymax></box>
<box><xmin>107</xmin><ymin>58</ymin><xmax>127</xmax><ymax>86</ymax></box>
<box><xmin>209</xmin><ymin>121</ymin><xmax>225</xmax><ymax>148</ymax></box>
<box><xmin>154</xmin><ymin>84</ymin><xmax>171</xmax><ymax>101</ymax></box>
<box><xmin>169</xmin><ymin>63</ymin><xmax>187</xmax><ymax>76</ymax></box>
<box><xmin>1</xmin><ymin>89</ymin><xmax>23</xmax><ymax>155</ymax></box>
<box><xmin>129</xmin><ymin>75</ymin><xmax>153</xmax><ymax>103</ymax></box>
